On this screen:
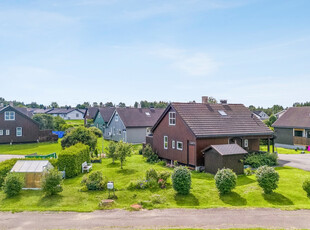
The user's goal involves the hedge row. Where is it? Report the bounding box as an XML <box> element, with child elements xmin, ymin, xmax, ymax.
<box><xmin>0</xmin><ymin>158</ymin><xmax>19</xmax><ymax>187</ymax></box>
<box><xmin>58</xmin><ymin>143</ymin><xmax>90</xmax><ymax>178</ymax></box>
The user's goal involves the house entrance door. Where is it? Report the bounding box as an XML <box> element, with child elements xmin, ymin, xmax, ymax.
<box><xmin>187</xmin><ymin>141</ymin><xmax>196</xmax><ymax>166</ymax></box>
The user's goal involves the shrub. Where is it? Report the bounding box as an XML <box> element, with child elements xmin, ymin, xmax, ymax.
<box><xmin>244</xmin><ymin>152</ymin><xmax>278</xmax><ymax>168</ymax></box>
<box><xmin>0</xmin><ymin>158</ymin><xmax>19</xmax><ymax>187</ymax></box>
<box><xmin>244</xmin><ymin>167</ymin><xmax>253</xmax><ymax>176</ymax></box>
<box><xmin>48</xmin><ymin>158</ymin><xmax>58</xmax><ymax>168</ymax></box>
<box><xmin>171</xmin><ymin>166</ymin><xmax>191</xmax><ymax>195</ymax></box>
<box><xmin>142</xmin><ymin>145</ymin><xmax>158</xmax><ymax>163</ymax></box>
<box><xmin>3</xmin><ymin>173</ymin><xmax>24</xmax><ymax>197</ymax></box>
<box><xmin>150</xmin><ymin>194</ymin><xmax>166</xmax><ymax>204</ymax></box>
<box><xmin>81</xmin><ymin>171</ymin><xmax>107</xmax><ymax>191</ymax></box>
<box><xmin>157</xmin><ymin>160</ymin><xmax>166</xmax><ymax>167</ymax></box>
<box><xmin>302</xmin><ymin>178</ymin><xmax>310</xmax><ymax>196</ymax></box>
<box><xmin>58</xmin><ymin>143</ymin><xmax>90</xmax><ymax>178</ymax></box>
<box><xmin>33</xmin><ymin>114</ymin><xmax>54</xmax><ymax>130</ymax></box>
<box><xmin>146</xmin><ymin>168</ymin><xmax>158</xmax><ymax>181</ymax></box>
<box><xmin>61</xmin><ymin>127</ymin><xmax>97</xmax><ymax>150</ymax></box>
<box><xmin>42</xmin><ymin>169</ymin><xmax>63</xmax><ymax>196</ymax></box>
<box><xmin>214</xmin><ymin>168</ymin><xmax>237</xmax><ymax>194</ymax></box>
<box><xmin>89</xmin><ymin>127</ymin><xmax>103</xmax><ymax>138</ymax></box>
<box><xmin>53</xmin><ymin>116</ymin><xmax>66</xmax><ymax>131</ymax></box>
<box><xmin>128</xmin><ymin>179</ymin><xmax>148</xmax><ymax>190</ymax></box>
<box><xmin>256</xmin><ymin>166</ymin><xmax>279</xmax><ymax>194</ymax></box>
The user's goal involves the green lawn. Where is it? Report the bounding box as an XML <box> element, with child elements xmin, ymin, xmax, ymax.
<box><xmin>0</xmin><ymin>153</ymin><xmax>310</xmax><ymax>212</ymax></box>
<box><xmin>65</xmin><ymin>119</ymin><xmax>85</xmax><ymax>127</ymax></box>
<box><xmin>260</xmin><ymin>145</ymin><xmax>310</xmax><ymax>154</ymax></box>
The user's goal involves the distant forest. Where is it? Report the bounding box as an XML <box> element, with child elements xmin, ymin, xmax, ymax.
<box><xmin>1</xmin><ymin>97</ymin><xmax>310</xmax><ymax>115</ymax></box>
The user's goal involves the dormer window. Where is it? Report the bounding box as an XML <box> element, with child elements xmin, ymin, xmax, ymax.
<box><xmin>218</xmin><ymin>110</ymin><xmax>227</xmax><ymax>116</ymax></box>
<box><xmin>169</xmin><ymin>112</ymin><xmax>176</xmax><ymax>125</ymax></box>
<box><xmin>5</xmin><ymin>111</ymin><xmax>15</xmax><ymax>120</ymax></box>
<box><xmin>115</xmin><ymin>114</ymin><xmax>119</xmax><ymax>122</ymax></box>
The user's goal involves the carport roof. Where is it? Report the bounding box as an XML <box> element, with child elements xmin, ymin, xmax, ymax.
<box><xmin>11</xmin><ymin>160</ymin><xmax>51</xmax><ymax>173</ymax></box>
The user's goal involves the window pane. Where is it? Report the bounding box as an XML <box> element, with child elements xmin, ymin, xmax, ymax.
<box><xmin>295</xmin><ymin>130</ymin><xmax>303</xmax><ymax>137</ymax></box>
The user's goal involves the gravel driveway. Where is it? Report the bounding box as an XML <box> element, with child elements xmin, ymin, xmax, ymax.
<box><xmin>0</xmin><ymin>155</ymin><xmax>24</xmax><ymax>163</ymax></box>
<box><xmin>278</xmin><ymin>154</ymin><xmax>310</xmax><ymax>171</ymax></box>
<box><xmin>0</xmin><ymin>208</ymin><xmax>310</xmax><ymax>229</ymax></box>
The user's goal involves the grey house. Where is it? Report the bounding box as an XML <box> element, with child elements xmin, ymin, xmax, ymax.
<box><xmin>273</xmin><ymin>107</ymin><xmax>310</xmax><ymax>149</ymax></box>
<box><xmin>106</xmin><ymin>108</ymin><xmax>165</xmax><ymax>144</ymax></box>
<box><xmin>253</xmin><ymin>111</ymin><xmax>269</xmax><ymax>120</ymax></box>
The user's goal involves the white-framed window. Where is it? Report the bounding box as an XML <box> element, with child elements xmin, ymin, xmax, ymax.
<box><xmin>172</xmin><ymin>140</ymin><xmax>175</xmax><ymax>149</ymax></box>
<box><xmin>244</xmin><ymin>139</ymin><xmax>249</xmax><ymax>148</ymax></box>
<box><xmin>76</xmin><ymin>113</ymin><xmax>79</xmax><ymax>118</ymax></box>
<box><xmin>6</xmin><ymin>130</ymin><xmax>10</xmax><ymax>136</ymax></box>
<box><xmin>16</xmin><ymin>127</ymin><xmax>22</xmax><ymax>137</ymax></box>
<box><xmin>115</xmin><ymin>114</ymin><xmax>119</xmax><ymax>122</ymax></box>
<box><xmin>177</xmin><ymin>141</ymin><xmax>183</xmax><ymax>150</ymax></box>
<box><xmin>146</xmin><ymin>127</ymin><xmax>152</xmax><ymax>135</ymax></box>
<box><xmin>4</xmin><ymin>111</ymin><xmax>15</xmax><ymax>120</ymax></box>
<box><xmin>169</xmin><ymin>112</ymin><xmax>176</xmax><ymax>125</ymax></box>
<box><xmin>113</xmin><ymin>127</ymin><xmax>116</xmax><ymax>135</ymax></box>
<box><xmin>164</xmin><ymin>136</ymin><xmax>168</xmax><ymax>149</ymax></box>
<box><xmin>118</xmin><ymin>129</ymin><xmax>122</xmax><ymax>135</ymax></box>
<box><xmin>0</xmin><ymin>130</ymin><xmax>3</xmax><ymax>136</ymax></box>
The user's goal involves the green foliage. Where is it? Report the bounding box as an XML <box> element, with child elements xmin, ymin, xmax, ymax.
<box><xmin>53</xmin><ymin>116</ymin><xmax>66</xmax><ymax>131</ymax></box>
<box><xmin>146</xmin><ymin>168</ymin><xmax>158</xmax><ymax>181</ymax></box>
<box><xmin>89</xmin><ymin>127</ymin><xmax>103</xmax><ymax>137</ymax></box>
<box><xmin>128</xmin><ymin>169</ymin><xmax>170</xmax><ymax>190</ymax></box>
<box><xmin>58</xmin><ymin>143</ymin><xmax>90</xmax><ymax>178</ymax></box>
<box><xmin>256</xmin><ymin>166</ymin><xmax>279</xmax><ymax>194</ymax></box>
<box><xmin>116</xmin><ymin>141</ymin><xmax>132</xmax><ymax>169</ymax></box>
<box><xmin>3</xmin><ymin>173</ymin><xmax>24</xmax><ymax>197</ymax></box>
<box><xmin>265</xmin><ymin>115</ymin><xmax>277</xmax><ymax>127</ymax></box>
<box><xmin>81</xmin><ymin>171</ymin><xmax>107</xmax><ymax>191</ymax></box>
<box><xmin>244</xmin><ymin>152</ymin><xmax>278</xmax><ymax>168</ymax></box>
<box><xmin>171</xmin><ymin>166</ymin><xmax>191</xmax><ymax>195</ymax></box>
<box><xmin>302</xmin><ymin>178</ymin><xmax>310</xmax><ymax>196</ymax></box>
<box><xmin>244</xmin><ymin>167</ymin><xmax>253</xmax><ymax>176</ymax></box>
<box><xmin>214</xmin><ymin>168</ymin><xmax>237</xmax><ymax>195</ymax></box>
<box><xmin>127</xmin><ymin>179</ymin><xmax>148</xmax><ymax>190</ymax></box>
<box><xmin>42</xmin><ymin>169</ymin><xmax>63</xmax><ymax>196</ymax></box>
<box><xmin>33</xmin><ymin>114</ymin><xmax>54</xmax><ymax>130</ymax></box>
<box><xmin>61</xmin><ymin>127</ymin><xmax>97</xmax><ymax>150</ymax></box>
<box><xmin>134</xmin><ymin>100</ymin><xmax>168</xmax><ymax>109</ymax></box>
<box><xmin>142</xmin><ymin>144</ymin><xmax>159</xmax><ymax>163</ymax></box>
<box><xmin>48</xmin><ymin>158</ymin><xmax>58</xmax><ymax>168</ymax></box>
<box><xmin>0</xmin><ymin>158</ymin><xmax>19</xmax><ymax>187</ymax></box>
<box><xmin>106</xmin><ymin>141</ymin><xmax>118</xmax><ymax>163</ymax></box>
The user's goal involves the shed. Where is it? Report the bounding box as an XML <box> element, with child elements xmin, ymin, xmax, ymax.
<box><xmin>202</xmin><ymin>144</ymin><xmax>247</xmax><ymax>174</ymax></box>
<box><xmin>11</xmin><ymin>160</ymin><xmax>53</xmax><ymax>189</ymax></box>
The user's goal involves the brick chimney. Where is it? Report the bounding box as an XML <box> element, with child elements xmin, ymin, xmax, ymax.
<box><xmin>220</xmin><ymin>99</ymin><xmax>228</xmax><ymax>104</ymax></box>
<box><xmin>202</xmin><ymin>96</ymin><xmax>209</xmax><ymax>104</ymax></box>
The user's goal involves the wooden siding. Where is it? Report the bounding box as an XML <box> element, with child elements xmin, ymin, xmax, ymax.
<box><xmin>152</xmin><ymin>107</ymin><xmax>196</xmax><ymax>165</ymax></box>
<box><xmin>0</xmin><ymin>109</ymin><xmax>40</xmax><ymax>144</ymax></box>
<box><xmin>293</xmin><ymin>136</ymin><xmax>310</xmax><ymax>146</ymax></box>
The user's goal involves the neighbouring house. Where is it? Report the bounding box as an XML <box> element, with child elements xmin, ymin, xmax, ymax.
<box><xmin>46</xmin><ymin>108</ymin><xmax>85</xmax><ymax>120</ymax></box>
<box><xmin>273</xmin><ymin>107</ymin><xmax>310</xmax><ymax>149</ymax></box>
<box><xmin>11</xmin><ymin>160</ymin><xmax>53</xmax><ymax>189</ymax></box>
<box><xmin>107</xmin><ymin>108</ymin><xmax>165</xmax><ymax>143</ymax></box>
<box><xmin>83</xmin><ymin>107</ymin><xmax>99</xmax><ymax>125</ymax></box>
<box><xmin>148</xmin><ymin>97</ymin><xmax>274</xmax><ymax>168</ymax></box>
<box><xmin>27</xmin><ymin>108</ymin><xmax>53</xmax><ymax>115</ymax></box>
<box><xmin>93</xmin><ymin>107</ymin><xmax>115</xmax><ymax>136</ymax></box>
<box><xmin>0</xmin><ymin>105</ymin><xmax>57</xmax><ymax>144</ymax></box>
<box><xmin>253</xmin><ymin>110</ymin><xmax>270</xmax><ymax>120</ymax></box>
<box><xmin>274</xmin><ymin>110</ymin><xmax>287</xmax><ymax>119</ymax></box>
<box><xmin>202</xmin><ymin>144</ymin><xmax>247</xmax><ymax>174</ymax></box>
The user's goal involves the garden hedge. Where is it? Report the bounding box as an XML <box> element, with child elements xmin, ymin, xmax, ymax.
<box><xmin>58</xmin><ymin>143</ymin><xmax>90</xmax><ymax>178</ymax></box>
<box><xmin>0</xmin><ymin>158</ymin><xmax>19</xmax><ymax>187</ymax></box>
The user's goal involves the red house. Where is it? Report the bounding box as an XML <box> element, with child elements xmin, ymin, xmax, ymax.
<box><xmin>148</xmin><ymin>97</ymin><xmax>273</xmax><ymax>168</ymax></box>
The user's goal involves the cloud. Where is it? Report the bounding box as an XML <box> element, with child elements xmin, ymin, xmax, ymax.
<box><xmin>152</xmin><ymin>47</ymin><xmax>218</xmax><ymax>76</ymax></box>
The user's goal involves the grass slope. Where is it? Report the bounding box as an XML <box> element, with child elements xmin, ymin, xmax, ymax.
<box><xmin>0</xmin><ymin>154</ymin><xmax>310</xmax><ymax>212</ymax></box>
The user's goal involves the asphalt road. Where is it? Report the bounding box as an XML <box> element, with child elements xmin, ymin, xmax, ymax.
<box><xmin>278</xmin><ymin>153</ymin><xmax>310</xmax><ymax>171</ymax></box>
<box><xmin>1</xmin><ymin>208</ymin><xmax>310</xmax><ymax>229</ymax></box>
<box><xmin>0</xmin><ymin>155</ymin><xmax>24</xmax><ymax>162</ymax></box>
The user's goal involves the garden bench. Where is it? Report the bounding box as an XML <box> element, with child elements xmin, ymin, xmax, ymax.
<box><xmin>82</xmin><ymin>161</ymin><xmax>92</xmax><ymax>173</ymax></box>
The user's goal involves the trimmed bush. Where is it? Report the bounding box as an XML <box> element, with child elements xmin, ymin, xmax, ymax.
<box><xmin>58</xmin><ymin>143</ymin><xmax>90</xmax><ymax>178</ymax></box>
<box><xmin>256</xmin><ymin>166</ymin><xmax>279</xmax><ymax>194</ymax></box>
<box><xmin>3</xmin><ymin>173</ymin><xmax>24</xmax><ymax>197</ymax></box>
<box><xmin>142</xmin><ymin>145</ymin><xmax>159</xmax><ymax>164</ymax></box>
<box><xmin>42</xmin><ymin>169</ymin><xmax>63</xmax><ymax>196</ymax></box>
<box><xmin>302</xmin><ymin>178</ymin><xmax>310</xmax><ymax>196</ymax></box>
<box><xmin>215</xmin><ymin>168</ymin><xmax>237</xmax><ymax>194</ymax></box>
<box><xmin>0</xmin><ymin>158</ymin><xmax>19</xmax><ymax>187</ymax></box>
<box><xmin>171</xmin><ymin>166</ymin><xmax>191</xmax><ymax>195</ymax></box>
<box><xmin>81</xmin><ymin>171</ymin><xmax>107</xmax><ymax>191</ymax></box>
<box><xmin>61</xmin><ymin>127</ymin><xmax>97</xmax><ymax>150</ymax></box>
<box><xmin>89</xmin><ymin>127</ymin><xmax>103</xmax><ymax>138</ymax></box>
<box><xmin>244</xmin><ymin>152</ymin><xmax>278</xmax><ymax>168</ymax></box>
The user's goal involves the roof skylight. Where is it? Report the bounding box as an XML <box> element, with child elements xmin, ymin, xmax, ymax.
<box><xmin>218</xmin><ymin>110</ymin><xmax>227</xmax><ymax>116</ymax></box>
<box><xmin>145</xmin><ymin>112</ymin><xmax>151</xmax><ymax>116</ymax></box>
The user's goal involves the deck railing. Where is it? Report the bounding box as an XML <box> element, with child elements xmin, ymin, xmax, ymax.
<box><xmin>293</xmin><ymin>136</ymin><xmax>310</xmax><ymax>146</ymax></box>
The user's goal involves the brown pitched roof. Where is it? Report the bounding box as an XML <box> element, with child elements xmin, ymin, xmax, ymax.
<box><xmin>202</xmin><ymin>144</ymin><xmax>248</xmax><ymax>155</ymax></box>
<box><xmin>272</xmin><ymin>107</ymin><xmax>310</xmax><ymax>129</ymax></box>
<box><xmin>97</xmin><ymin>107</ymin><xmax>115</xmax><ymax>123</ymax></box>
<box><xmin>153</xmin><ymin>102</ymin><xmax>273</xmax><ymax>137</ymax></box>
<box><xmin>84</xmin><ymin>107</ymin><xmax>99</xmax><ymax>119</ymax></box>
<box><xmin>0</xmin><ymin>106</ymin><xmax>33</xmax><ymax>117</ymax></box>
<box><xmin>115</xmin><ymin>108</ymin><xmax>165</xmax><ymax>128</ymax></box>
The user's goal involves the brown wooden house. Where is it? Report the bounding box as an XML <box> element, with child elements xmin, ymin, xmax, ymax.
<box><xmin>149</xmin><ymin>97</ymin><xmax>274</xmax><ymax>168</ymax></box>
<box><xmin>0</xmin><ymin>105</ymin><xmax>41</xmax><ymax>144</ymax></box>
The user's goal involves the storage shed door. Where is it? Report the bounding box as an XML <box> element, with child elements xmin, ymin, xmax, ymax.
<box><xmin>187</xmin><ymin>142</ymin><xmax>195</xmax><ymax>166</ymax></box>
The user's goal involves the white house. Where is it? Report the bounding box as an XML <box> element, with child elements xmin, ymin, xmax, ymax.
<box><xmin>253</xmin><ymin>111</ymin><xmax>269</xmax><ymax>120</ymax></box>
<box><xmin>46</xmin><ymin>108</ymin><xmax>85</xmax><ymax>120</ymax></box>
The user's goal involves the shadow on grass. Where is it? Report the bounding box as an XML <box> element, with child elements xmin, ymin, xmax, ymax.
<box><xmin>263</xmin><ymin>192</ymin><xmax>294</xmax><ymax>205</ymax></box>
<box><xmin>220</xmin><ymin>192</ymin><xmax>247</xmax><ymax>206</ymax></box>
<box><xmin>106</xmin><ymin>162</ymin><xmax>120</xmax><ymax>168</ymax></box>
<box><xmin>38</xmin><ymin>194</ymin><xmax>63</xmax><ymax>207</ymax></box>
<box><xmin>237</xmin><ymin>176</ymin><xmax>256</xmax><ymax>186</ymax></box>
<box><xmin>174</xmin><ymin>193</ymin><xmax>199</xmax><ymax>206</ymax></box>
<box><xmin>116</xmin><ymin>168</ymin><xmax>137</xmax><ymax>175</ymax></box>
